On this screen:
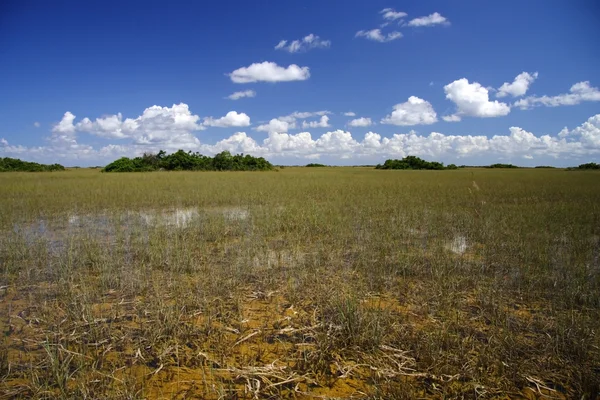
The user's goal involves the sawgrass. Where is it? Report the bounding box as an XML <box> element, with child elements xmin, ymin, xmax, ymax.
<box><xmin>0</xmin><ymin>167</ymin><xmax>598</xmax><ymax>399</ymax></box>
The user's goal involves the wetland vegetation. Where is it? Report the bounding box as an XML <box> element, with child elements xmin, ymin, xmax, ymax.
<box><xmin>0</xmin><ymin>167</ymin><xmax>598</xmax><ymax>399</ymax></box>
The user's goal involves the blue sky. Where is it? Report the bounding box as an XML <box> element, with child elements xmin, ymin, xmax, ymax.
<box><xmin>1</xmin><ymin>0</ymin><xmax>599</xmax><ymax>166</ymax></box>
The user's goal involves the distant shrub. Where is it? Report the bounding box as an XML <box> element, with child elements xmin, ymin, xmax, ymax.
<box><xmin>305</xmin><ymin>163</ymin><xmax>327</xmax><ymax>167</ymax></box>
<box><xmin>486</xmin><ymin>163</ymin><xmax>519</xmax><ymax>169</ymax></box>
<box><xmin>102</xmin><ymin>150</ymin><xmax>274</xmax><ymax>172</ymax></box>
<box><xmin>0</xmin><ymin>157</ymin><xmax>65</xmax><ymax>172</ymax></box>
<box><xmin>572</xmin><ymin>162</ymin><xmax>600</xmax><ymax>170</ymax></box>
<box><xmin>535</xmin><ymin>166</ymin><xmax>556</xmax><ymax>169</ymax></box>
<box><xmin>375</xmin><ymin>156</ymin><xmax>454</xmax><ymax>170</ymax></box>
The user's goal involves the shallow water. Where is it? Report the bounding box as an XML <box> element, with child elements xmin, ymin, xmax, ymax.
<box><xmin>446</xmin><ymin>235</ymin><xmax>468</xmax><ymax>254</ymax></box>
<box><xmin>7</xmin><ymin>206</ymin><xmax>251</xmax><ymax>252</ymax></box>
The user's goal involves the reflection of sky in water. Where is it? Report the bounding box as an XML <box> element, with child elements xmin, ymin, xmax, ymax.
<box><xmin>446</xmin><ymin>235</ymin><xmax>468</xmax><ymax>254</ymax></box>
<box><xmin>9</xmin><ymin>207</ymin><xmax>251</xmax><ymax>254</ymax></box>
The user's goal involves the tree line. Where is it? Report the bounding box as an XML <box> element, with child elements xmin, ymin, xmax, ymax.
<box><xmin>102</xmin><ymin>150</ymin><xmax>274</xmax><ymax>172</ymax></box>
<box><xmin>375</xmin><ymin>156</ymin><xmax>458</xmax><ymax>170</ymax></box>
<box><xmin>0</xmin><ymin>157</ymin><xmax>65</xmax><ymax>172</ymax></box>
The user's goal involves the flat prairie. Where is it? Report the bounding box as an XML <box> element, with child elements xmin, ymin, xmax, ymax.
<box><xmin>0</xmin><ymin>167</ymin><xmax>598</xmax><ymax>399</ymax></box>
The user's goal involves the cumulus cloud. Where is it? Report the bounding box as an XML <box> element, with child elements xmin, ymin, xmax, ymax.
<box><xmin>263</xmin><ymin>131</ymin><xmax>315</xmax><ymax>154</ymax></box>
<box><xmin>7</xmin><ymin>104</ymin><xmax>600</xmax><ymax>165</ymax></box>
<box><xmin>287</xmin><ymin>111</ymin><xmax>328</xmax><ymax>119</ymax></box>
<box><xmin>497</xmin><ymin>72</ymin><xmax>538</xmax><ymax>98</ymax></box>
<box><xmin>275</xmin><ymin>34</ymin><xmax>331</xmax><ymax>53</ymax></box>
<box><xmin>204</xmin><ymin>129</ymin><xmax>361</xmax><ymax>160</ymax></box>
<box><xmin>302</xmin><ymin>115</ymin><xmax>330</xmax><ymax>129</ymax></box>
<box><xmin>380</xmin><ymin>8</ymin><xmax>407</xmax><ymax>21</ymax></box>
<box><xmin>71</xmin><ymin>104</ymin><xmax>205</xmax><ymax>146</ymax></box>
<box><xmin>227</xmin><ymin>90</ymin><xmax>256</xmax><ymax>100</ymax></box>
<box><xmin>213</xmin><ymin>114</ymin><xmax>600</xmax><ymax>161</ymax></box>
<box><xmin>444</xmin><ymin>78</ymin><xmax>511</xmax><ymax>120</ymax></box>
<box><xmin>33</xmin><ymin>122</ymin><xmax>40</xmax><ymax>128</ymax></box>
<box><xmin>202</xmin><ymin>132</ymin><xmax>264</xmax><ymax>155</ymax></box>
<box><xmin>348</xmin><ymin>117</ymin><xmax>373</xmax><ymax>127</ymax></box>
<box><xmin>255</xmin><ymin>111</ymin><xmax>331</xmax><ymax>133</ymax></box>
<box><xmin>442</xmin><ymin>114</ymin><xmax>462</xmax><ymax>122</ymax></box>
<box><xmin>514</xmin><ymin>81</ymin><xmax>600</xmax><ymax>109</ymax></box>
<box><xmin>53</xmin><ymin>112</ymin><xmax>77</xmax><ymax>135</ymax></box>
<box><xmin>557</xmin><ymin>114</ymin><xmax>600</xmax><ymax>148</ymax></box>
<box><xmin>229</xmin><ymin>62</ymin><xmax>310</xmax><ymax>83</ymax></box>
<box><xmin>356</xmin><ymin>29</ymin><xmax>402</xmax><ymax>42</ymax></box>
<box><xmin>407</xmin><ymin>12</ymin><xmax>449</xmax><ymax>27</ymax></box>
<box><xmin>48</xmin><ymin>104</ymin><xmax>207</xmax><ymax>153</ymax></box>
<box><xmin>9</xmin><ymin>104</ymin><xmax>220</xmax><ymax>162</ymax></box>
<box><xmin>76</xmin><ymin>114</ymin><xmax>131</xmax><ymax>139</ymax></box>
<box><xmin>203</xmin><ymin>111</ymin><xmax>251</xmax><ymax>128</ymax></box>
<box><xmin>343</xmin><ymin>112</ymin><xmax>356</xmax><ymax>117</ymax></box>
<box><xmin>255</xmin><ymin>118</ymin><xmax>295</xmax><ymax>134</ymax></box>
<box><xmin>381</xmin><ymin>96</ymin><xmax>438</xmax><ymax>126</ymax></box>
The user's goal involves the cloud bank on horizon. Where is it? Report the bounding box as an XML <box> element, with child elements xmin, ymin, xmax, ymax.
<box><xmin>0</xmin><ymin>2</ymin><xmax>598</xmax><ymax>166</ymax></box>
<box><xmin>2</xmin><ymin>102</ymin><xmax>599</xmax><ymax>165</ymax></box>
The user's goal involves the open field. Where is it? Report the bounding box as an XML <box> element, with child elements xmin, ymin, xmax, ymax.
<box><xmin>0</xmin><ymin>167</ymin><xmax>599</xmax><ymax>399</ymax></box>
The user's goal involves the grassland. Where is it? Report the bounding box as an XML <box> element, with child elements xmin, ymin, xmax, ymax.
<box><xmin>0</xmin><ymin>167</ymin><xmax>598</xmax><ymax>399</ymax></box>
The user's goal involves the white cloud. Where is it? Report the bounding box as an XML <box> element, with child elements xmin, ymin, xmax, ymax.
<box><xmin>72</xmin><ymin>104</ymin><xmax>205</xmax><ymax>145</ymax></box>
<box><xmin>7</xmin><ymin>104</ymin><xmax>600</xmax><ymax>166</ymax></box>
<box><xmin>380</xmin><ymin>8</ymin><xmax>407</xmax><ymax>21</ymax></box>
<box><xmin>275</xmin><ymin>34</ymin><xmax>331</xmax><ymax>53</ymax></box>
<box><xmin>381</xmin><ymin>96</ymin><xmax>438</xmax><ymax>126</ymax></box>
<box><xmin>444</xmin><ymin>78</ymin><xmax>511</xmax><ymax>120</ymax></box>
<box><xmin>558</xmin><ymin>114</ymin><xmax>600</xmax><ymax>148</ymax></box>
<box><xmin>356</xmin><ymin>29</ymin><xmax>403</xmax><ymax>42</ymax></box>
<box><xmin>514</xmin><ymin>81</ymin><xmax>600</xmax><ymax>109</ymax></box>
<box><xmin>203</xmin><ymin>111</ymin><xmax>251</xmax><ymax>128</ymax></box>
<box><xmin>255</xmin><ymin>118</ymin><xmax>294</xmax><ymax>134</ymax></box>
<box><xmin>407</xmin><ymin>12</ymin><xmax>449</xmax><ymax>27</ymax></box>
<box><xmin>348</xmin><ymin>117</ymin><xmax>373</xmax><ymax>127</ymax></box>
<box><xmin>229</xmin><ymin>62</ymin><xmax>310</xmax><ymax>83</ymax></box>
<box><xmin>263</xmin><ymin>131</ymin><xmax>316</xmax><ymax>154</ymax></box>
<box><xmin>227</xmin><ymin>90</ymin><xmax>256</xmax><ymax>100</ymax></box>
<box><xmin>497</xmin><ymin>72</ymin><xmax>538</xmax><ymax>98</ymax></box>
<box><xmin>254</xmin><ymin>111</ymin><xmax>331</xmax><ymax>134</ymax></box>
<box><xmin>53</xmin><ymin>112</ymin><xmax>76</xmax><ymax>135</ymax></box>
<box><xmin>47</xmin><ymin>104</ymin><xmax>206</xmax><ymax>153</ymax></box>
<box><xmin>315</xmin><ymin>130</ymin><xmax>359</xmax><ymax>158</ymax></box>
<box><xmin>76</xmin><ymin>114</ymin><xmax>131</xmax><ymax>139</ymax></box>
<box><xmin>343</xmin><ymin>112</ymin><xmax>356</xmax><ymax>117</ymax></box>
<box><xmin>203</xmin><ymin>132</ymin><xmax>264</xmax><ymax>155</ymax></box>
<box><xmin>240</xmin><ymin>115</ymin><xmax>600</xmax><ymax>161</ymax></box>
<box><xmin>442</xmin><ymin>114</ymin><xmax>462</xmax><ymax>122</ymax></box>
<box><xmin>289</xmin><ymin>110</ymin><xmax>330</xmax><ymax>119</ymax></box>
<box><xmin>33</xmin><ymin>122</ymin><xmax>40</xmax><ymax>128</ymax></box>
<box><xmin>302</xmin><ymin>115</ymin><xmax>330</xmax><ymax>129</ymax></box>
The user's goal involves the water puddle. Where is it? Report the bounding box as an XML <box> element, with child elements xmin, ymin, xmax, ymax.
<box><xmin>6</xmin><ymin>206</ymin><xmax>251</xmax><ymax>252</ymax></box>
<box><xmin>445</xmin><ymin>235</ymin><xmax>468</xmax><ymax>254</ymax></box>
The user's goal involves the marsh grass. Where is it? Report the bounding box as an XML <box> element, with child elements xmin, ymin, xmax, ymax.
<box><xmin>0</xmin><ymin>168</ymin><xmax>598</xmax><ymax>398</ymax></box>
